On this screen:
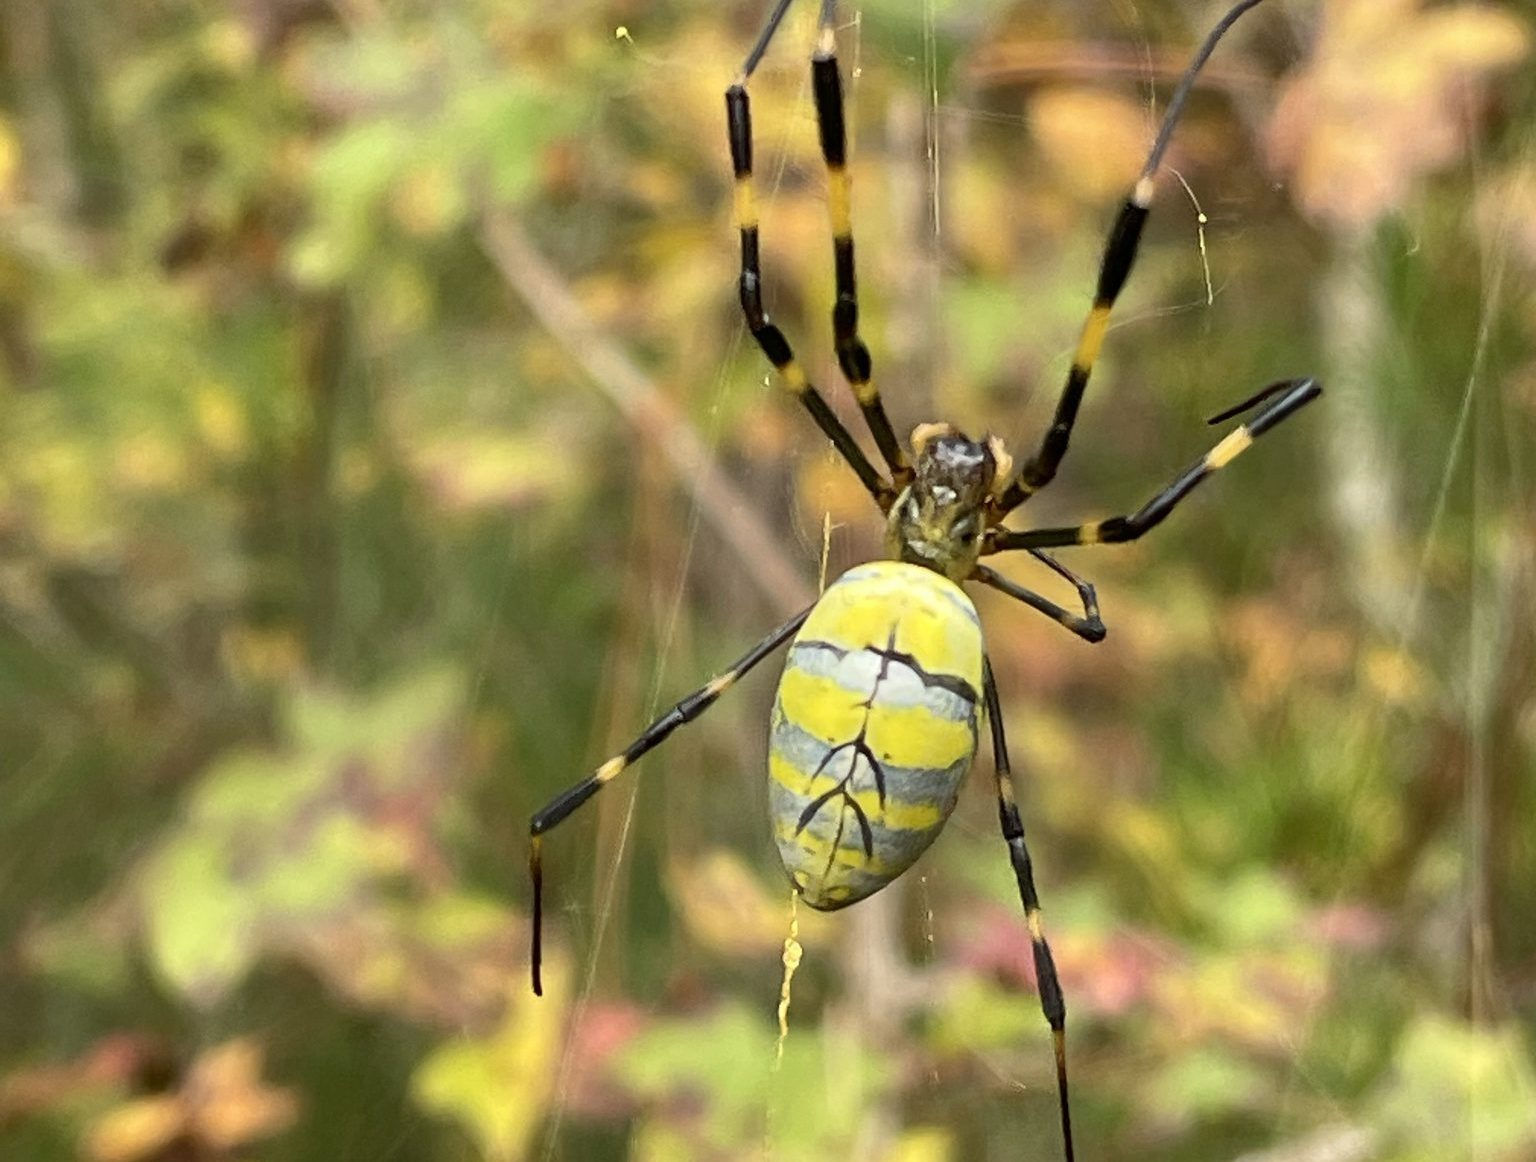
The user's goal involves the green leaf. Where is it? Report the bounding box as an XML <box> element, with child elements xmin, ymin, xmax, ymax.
<box><xmin>1143</xmin><ymin>1047</ymin><xmax>1268</xmax><ymax>1121</ymax></box>
<box><xmin>615</xmin><ymin>1004</ymin><xmax>893</xmax><ymax>1161</ymax></box>
<box><xmin>412</xmin><ymin>951</ymin><xmax>570</xmax><ymax>1162</ymax></box>
<box><xmin>930</xmin><ymin>976</ymin><xmax>1047</xmax><ymax>1055</ymax></box>
<box><xmin>1373</xmin><ymin>1015</ymin><xmax>1536</xmax><ymax>1159</ymax></box>
<box><xmin>142</xmin><ymin>824</ymin><xmax>263</xmax><ymax>1004</ymax></box>
<box><xmin>136</xmin><ymin>671</ymin><xmax>466</xmax><ymax>1006</ymax></box>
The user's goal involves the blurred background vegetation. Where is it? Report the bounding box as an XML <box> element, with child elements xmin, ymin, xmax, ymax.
<box><xmin>2</xmin><ymin>0</ymin><xmax>1535</xmax><ymax>1159</ymax></box>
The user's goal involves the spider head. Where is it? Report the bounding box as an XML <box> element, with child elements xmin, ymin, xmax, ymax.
<box><xmin>886</xmin><ymin>424</ymin><xmax>1001</xmax><ymax>581</ymax></box>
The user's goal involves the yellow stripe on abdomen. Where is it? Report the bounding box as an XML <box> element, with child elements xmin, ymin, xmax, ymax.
<box><xmin>776</xmin><ymin>668</ymin><xmax>973</xmax><ymax>771</ymax></box>
<box><xmin>799</xmin><ymin>563</ymin><xmax>983</xmax><ymax>682</ymax></box>
<box><xmin>769</xmin><ymin>752</ymin><xmax>948</xmax><ymax>833</ymax></box>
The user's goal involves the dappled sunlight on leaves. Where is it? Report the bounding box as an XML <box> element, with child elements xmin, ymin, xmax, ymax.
<box><xmin>1358</xmin><ymin>643</ymin><xmax>1431</xmax><ymax>708</ymax></box>
<box><xmin>1151</xmin><ymin>938</ymin><xmax>1329</xmax><ymax>1058</ymax></box>
<box><xmin>134</xmin><ymin>669</ymin><xmax>470</xmax><ymax>1005</ymax></box>
<box><xmin>883</xmin><ymin>1127</ymin><xmax>957</xmax><ymax>1162</ymax></box>
<box><xmin>0</xmin><ymin>117</ymin><xmax>20</xmax><ymax>208</ymax></box>
<box><xmin>1140</xmin><ymin>1045</ymin><xmax>1271</xmax><ymax>1129</ymax></box>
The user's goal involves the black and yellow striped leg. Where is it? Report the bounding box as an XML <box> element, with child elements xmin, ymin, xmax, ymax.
<box><xmin>529</xmin><ymin>604</ymin><xmax>813</xmax><ymax>995</ymax></box>
<box><xmin>988</xmin><ymin>378</ymin><xmax>1320</xmax><ymax>553</ymax></box>
<box><xmin>993</xmin><ymin>0</ymin><xmax>1273</xmax><ymax>516</ymax></box>
<box><xmin>993</xmin><ymin>193</ymin><xmax>1147</xmax><ymax>515</ymax></box>
<box><xmin>983</xmin><ymin>658</ymin><xmax>1074</xmax><ymax>1162</ymax></box>
<box><xmin>972</xmin><ymin>555</ymin><xmax>1106</xmax><ymax>643</ymax></box>
<box><xmin>812</xmin><ymin>1</ymin><xmax>910</xmax><ymax>485</ymax></box>
<box><xmin>726</xmin><ymin>12</ymin><xmax>896</xmax><ymax>511</ymax></box>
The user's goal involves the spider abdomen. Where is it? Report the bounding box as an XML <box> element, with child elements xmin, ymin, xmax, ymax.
<box><xmin>768</xmin><ymin>561</ymin><xmax>984</xmax><ymax>909</ymax></box>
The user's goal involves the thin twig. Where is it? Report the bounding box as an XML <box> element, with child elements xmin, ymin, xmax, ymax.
<box><xmin>481</xmin><ymin>213</ymin><xmax>814</xmax><ymax>617</ymax></box>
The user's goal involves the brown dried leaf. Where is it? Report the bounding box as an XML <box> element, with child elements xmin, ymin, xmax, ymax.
<box><xmin>82</xmin><ymin>1039</ymin><xmax>297</xmax><ymax>1162</ymax></box>
<box><xmin>185</xmin><ymin>1039</ymin><xmax>299</xmax><ymax>1151</ymax></box>
<box><xmin>0</xmin><ymin>1034</ymin><xmax>153</xmax><ymax>1122</ymax></box>
<box><xmin>1268</xmin><ymin>0</ymin><xmax>1530</xmax><ymax>228</ymax></box>
<box><xmin>1029</xmin><ymin>86</ymin><xmax>1150</xmax><ymax>203</ymax></box>
<box><xmin>665</xmin><ymin>849</ymin><xmax>835</xmax><ymax>959</ymax></box>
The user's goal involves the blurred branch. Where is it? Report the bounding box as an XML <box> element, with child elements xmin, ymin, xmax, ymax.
<box><xmin>1231</xmin><ymin>1126</ymin><xmax>1379</xmax><ymax>1162</ymax></box>
<box><xmin>833</xmin><ymin>886</ymin><xmax>923</xmax><ymax>1161</ymax></box>
<box><xmin>1321</xmin><ymin>233</ymin><xmax>1414</xmax><ymax>638</ymax></box>
<box><xmin>965</xmin><ymin>41</ymin><xmax>1264</xmax><ymax>97</ymax></box>
<box><xmin>481</xmin><ymin>214</ymin><xmax>813</xmax><ymax>617</ymax></box>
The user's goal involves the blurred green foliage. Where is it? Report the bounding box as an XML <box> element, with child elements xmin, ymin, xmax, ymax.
<box><xmin>1</xmin><ymin>0</ymin><xmax>1534</xmax><ymax>1160</ymax></box>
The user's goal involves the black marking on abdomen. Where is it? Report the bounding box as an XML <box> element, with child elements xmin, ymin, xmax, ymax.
<box><xmin>791</xmin><ymin>638</ymin><xmax>980</xmax><ymax>706</ymax></box>
<box><xmin>808</xmin><ymin>728</ymin><xmax>885</xmax><ymax>809</ymax></box>
<box><xmin>788</xmin><ymin>630</ymin><xmax>909</xmax><ymax>865</ymax></box>
<box><xmin>797</xmin><ymin>782</ymin><xmax>874</xmax><ymax>858</ymax></box>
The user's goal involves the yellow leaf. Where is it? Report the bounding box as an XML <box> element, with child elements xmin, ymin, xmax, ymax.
<box><xmin>883</xmin><ymin>1126</ymin><xmax>956</xmax><ymax>1162</ymax></box>
<box><xmin>392</xmin><ymin>164</ymin><xmax>467</xmax><ymax>237</ymax></box>
<box><xmin>1029</xmin><ymin>87</ymin><xmax>1149</xmax><ymax>203</ymax></box>
<box><xmin>408</xmin><ymin>432</ymin><xmax>579</xmax><ymax>513</ymax></box>
<box><xmin>83</xmin><ymin>1096</ymin><xmax>186</xmax><ymax>1162</ymax></box>
<box><xmin>201</xmin><ymin>18</ymin><xmax>255</xmax><ymax>71</ymax></box>
<box><xmin>413</xmin><ymin>949</ymin><xmax>571</xmax><ymax>1161</ymax></box>
<box><xmin>1413</xmin><ymin>8</ymin><xmax>1531</xmax><ymax>70</ymax></box>
<box><xmin>0</xmin><ymin>117</ymin><xmax>18</xmax><ymax>207</ymax></box>
<box><xmin>188</xmin><ymin>1039</ymin><xmax>299</xmax><ymax>1150</ymax></box>
<box><xmin>195</xmin><ymin>383</ymin><xmax>249</xmax><ymax>460</ymax></box>
<box><xmin>1360</xmin><ymin>645</ymin><xmax>1428</xmax><ymax>706</ymax></box>
<box><xmin>666</xmin><ymin>849</ymin><xmax>834</xmax><ymax>959</ymax></box>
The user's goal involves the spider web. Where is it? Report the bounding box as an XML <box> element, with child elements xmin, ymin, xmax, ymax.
<box><xmin>532</xmin><ymin>0</ymin><xmax>1534</xmax><ymax>1158</ymax></box>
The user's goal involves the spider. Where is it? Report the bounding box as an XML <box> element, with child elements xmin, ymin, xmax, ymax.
<box><xmin>528</xmin><ymin>0</ymin><xmax>1319</xmax><ymax>1157</ymax></box>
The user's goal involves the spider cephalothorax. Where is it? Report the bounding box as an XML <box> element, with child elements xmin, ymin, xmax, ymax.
<box><xmin>887</xmin><ymin>423</ymin><xmax>1008</xmax><ymax>581</ymax></box>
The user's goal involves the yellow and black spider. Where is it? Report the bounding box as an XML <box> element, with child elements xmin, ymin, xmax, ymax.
<box><xmin>529</xmin><ymin>0</ymin><xmax>1319</xmax><ymax>1157</ymax></box>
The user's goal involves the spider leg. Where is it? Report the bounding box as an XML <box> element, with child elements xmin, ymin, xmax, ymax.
<box><xmin>972</xmin><ymin>556</ymin><xmax>1105</xmax><ymax>643</ymax></box>
<box><xmin>727</xmin><ymin>2</ymin><xmax>896</xmax><ymax>510</ymax></box>
<box><xmin>993</xmin><ymin>0</ymin><xmax>1272</xmax><ymax>517</ymax></box>
<box><xmin>529</xmin><ymin>604</ymin><xmax>813</xmax><ymax>995</ymax></box>
<box><xmin>987</xmin><ymin>377</ymin><xmax>1319</xmax><ymax>552</ymax></box>
<box><xmin>984</xmin><ymin>658</ymin><xmax>1075</xmax><ymax>1162</ymax></box>
<box><xmin>812</xmin><ymin>0</ymin><xmax>911</xmax><ymax>485</ymax></box>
